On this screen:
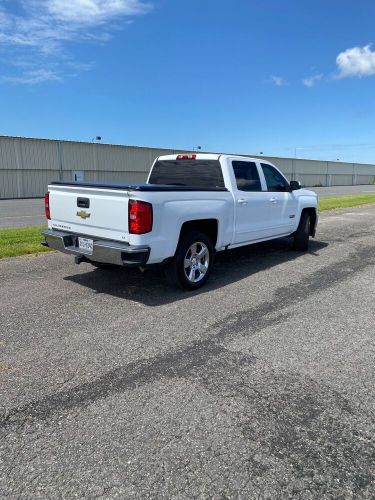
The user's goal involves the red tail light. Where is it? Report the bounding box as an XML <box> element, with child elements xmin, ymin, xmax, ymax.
<box><xmin>45</xmin><ymin>192</ymin><xmax>51</xmax><ymax>220</ymax></box>
<box><xmin>129</xmin><ymin>200</ymin><xmax>153</xmax><ymax>234</ymax></box>
<box><xmin>176</xmin><ymin>154</ymin><xmax>196</xmax><ymax>160</ymax></box>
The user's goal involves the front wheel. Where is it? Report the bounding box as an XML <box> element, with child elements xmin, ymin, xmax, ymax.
<box><xmin>293</xmin><ymin>212</ymin><xmax>310</xmax><ymax>251</ymax></box>
<box><xmin>165</xmin><ymin>231</ymin><xmax>213</xmax><ymax>290</ymax></box>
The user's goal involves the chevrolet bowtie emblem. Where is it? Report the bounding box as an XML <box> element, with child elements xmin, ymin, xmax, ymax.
<box><xmin>77</xmin><ymin>210</ymin><xmax>91</xmax><ymax>219</ymax></box>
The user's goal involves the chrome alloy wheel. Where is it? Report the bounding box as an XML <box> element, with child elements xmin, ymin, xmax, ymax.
<box><xmin>184</xmin><ymin>242</ymin><xmax>210</xmax><ymax>284</ymax></box>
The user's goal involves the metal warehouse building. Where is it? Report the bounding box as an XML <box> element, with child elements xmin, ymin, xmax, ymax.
<box><xmin>1</xmin><ymin>135</ymin><xmax>375</xmax><ymax>199</ymax></box>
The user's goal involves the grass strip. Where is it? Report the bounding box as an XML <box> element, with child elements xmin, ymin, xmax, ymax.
<box><xmin>0</xmin><ymin>225</ymin><xmax>50</xmax><ymax>259</ymax></box>
<box><xmin>318</xmin><ymin>193</ymin><xmax>375</xmax><ymax>212</ymax></box>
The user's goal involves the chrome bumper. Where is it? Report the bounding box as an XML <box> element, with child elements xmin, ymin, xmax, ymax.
<box><xmin>42</xmin><ymin>229</ymin><xmax>150</xmax><ymax>267</ymax></box>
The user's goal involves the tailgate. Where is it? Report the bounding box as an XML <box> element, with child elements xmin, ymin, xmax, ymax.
<box><xmin>48</xmin><ymin>185</ymin><xmax>130</xmax><ymax>242</ymax></box>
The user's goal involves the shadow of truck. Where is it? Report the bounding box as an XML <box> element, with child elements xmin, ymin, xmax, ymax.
<box><xmin>64</xmin><ymin>238</ymin><xmax>328</xmax><ymax>307</ymax></box>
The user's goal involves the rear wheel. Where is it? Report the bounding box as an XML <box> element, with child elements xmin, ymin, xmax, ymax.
<box><xmin>165</xmin><ymin>231</ymin><xmax>213</xmax><ymax>290</ymax></box>
<box><xmin>293</xmin><ymin>212</ymin><xmax>310</xmax><ymax>251</ymax></box>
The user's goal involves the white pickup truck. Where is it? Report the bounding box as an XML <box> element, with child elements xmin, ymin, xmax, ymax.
<box><xmin>42</xmin><ymin>154</ymin><xmax>318</xmax><ymax>289</ymax></box>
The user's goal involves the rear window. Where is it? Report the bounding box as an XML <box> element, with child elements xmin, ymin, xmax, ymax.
<box><xmin>149</xmin><ymin>160</ymin><xmax>225</xmax><ymax>188</ymax></box>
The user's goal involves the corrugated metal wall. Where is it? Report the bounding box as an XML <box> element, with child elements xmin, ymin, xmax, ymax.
<box><xmin>1</xmin><ymin>136</ymin><xmax>375</xmax><ymax>199</ymax></box>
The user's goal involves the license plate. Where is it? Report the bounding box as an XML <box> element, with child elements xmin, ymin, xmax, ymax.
<box><xmin>78</xmin><ymin>237</ymin><xmax>93</xmax><ymax>253</ymax></box>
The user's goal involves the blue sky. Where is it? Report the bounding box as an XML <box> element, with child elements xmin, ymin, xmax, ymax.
<box><xmin>1</xmin><ymin>1</ymin><xmax>375</xmax><ymax>162</ymax></box>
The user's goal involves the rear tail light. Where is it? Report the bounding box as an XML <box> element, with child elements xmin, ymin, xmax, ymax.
<box><xmin>176</xmin><ymin>154</ymin><xmax>196</xmax><ymax>160</ymax></box>
<box><xmin>45</xmin><ymin>192</ymin><xmax>51</xmax><ymax>220</ymax></box>
<box><xmin>129</xmin><ymin>200</ymin><xmax>153</xmax><ymax>234</ymax></box>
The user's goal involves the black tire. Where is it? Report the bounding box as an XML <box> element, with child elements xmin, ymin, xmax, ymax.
<box><xmin>293</xmin><ymin>212</ymin><xmax>310</xmax><ymax>251</ymax></box>
<box><xmin>165</xmin><ymin>231</ymin><xmax>214</xmax><ymax>290</ymax></box>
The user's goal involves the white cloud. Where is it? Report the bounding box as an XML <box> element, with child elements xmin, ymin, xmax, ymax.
<box><xmin>302</xmin><ymin>74</ymin><xmax>323</xmax><ymax>87</ymax></box>
<box><xmin>0</xmin><ymin>0</ymin><xmax>152</xmax><ymax>83</ymax></box>
<box><xmin>336</xmin><ymin>44</ymin><xmax>375</xmax><ymax>78</ymax></box>
<box><xmin>1</xmin><ymin>68</ymin><xmax>62</xmax><ymax>84</ymax></box>
<box><xmin>44</xmin><ymin>0</ymin><xmax>149</xmax><ymax>24</ymax></box>
<box><xmin>270</xmin><ymin>75</ymin><xmax>286</xmax><ymax>86</ymax></box>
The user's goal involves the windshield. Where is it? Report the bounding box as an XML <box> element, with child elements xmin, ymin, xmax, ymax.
<box><xmin>149</xmin><ymin>160</ymin><xmax>225</xmax><ymax>188</ymax></box>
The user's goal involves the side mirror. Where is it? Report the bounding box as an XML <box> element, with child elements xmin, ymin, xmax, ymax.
<box><xmin>290</xmin><ymin>180</ymin><xmax>302</xmax><ymax>191</ymax></box>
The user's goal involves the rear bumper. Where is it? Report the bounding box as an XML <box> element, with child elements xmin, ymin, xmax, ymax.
<box><xmin>42</xmin><ymin>229</ymin><xmax>150</xmax><ymax>267</ymax></box>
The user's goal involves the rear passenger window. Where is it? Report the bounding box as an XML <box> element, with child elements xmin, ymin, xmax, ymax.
<box><xmin>261</xmin><ymin>163</ymin><xmax>290</xmax><ymax>192</ymax></box>
<box><xmin>232</xmin><ymin>161</ymin><xmax>262</xmax><ymax>191</ymax></box>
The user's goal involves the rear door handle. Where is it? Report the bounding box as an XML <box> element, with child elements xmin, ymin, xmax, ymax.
<box><xmin>269</xmin><ymin>197</ymin><xmax>278</xmax><ymax>203</ymax></box>
<box><xmin>238</xmin><ymin>198</ymin><xmax>248</xmax><ymax>205</ymax></box>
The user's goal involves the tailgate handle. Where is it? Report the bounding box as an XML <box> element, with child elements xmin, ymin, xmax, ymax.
<box><xmin>77</xmin><ymin>197</ymin><xmax>90</xmax><ymax>208</ymax></box>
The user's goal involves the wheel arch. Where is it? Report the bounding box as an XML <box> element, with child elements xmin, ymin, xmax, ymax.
<box><xmin>179</xmin><ymin>219</ymin><xmax>219</xmax><ymax>248</ymax></box>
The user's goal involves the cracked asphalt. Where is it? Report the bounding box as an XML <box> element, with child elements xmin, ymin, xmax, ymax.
<box><xmin>0</xmin><ymin>205</ymin><xmax>374</xmax><ymax>498</ymax></box>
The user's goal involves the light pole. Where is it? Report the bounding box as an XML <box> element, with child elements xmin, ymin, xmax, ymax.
<box><xmin>293</xmin><ymin>147</ymin><xmax>304</xmax><ymax>181</ymax></box>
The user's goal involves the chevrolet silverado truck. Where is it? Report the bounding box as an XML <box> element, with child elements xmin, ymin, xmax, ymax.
<box><xmin>42</xmin><ymin>154</ymin><xmax>318</xmax><ymax>289</ymax></box>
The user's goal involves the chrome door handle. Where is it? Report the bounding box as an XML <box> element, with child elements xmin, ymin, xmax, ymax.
<box><xmin>238</xmin><ymin>198</ymin><xmax>248</xmax><ymax>205</ymax></box>
<box><xmin>269</xmin><ymin>197</ymin><xmax>278</xmax><ymax>203</ymax></box>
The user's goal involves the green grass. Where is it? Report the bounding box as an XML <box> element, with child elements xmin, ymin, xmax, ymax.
<box><xmin>318</xmin><ymin>193</ymin><xmax>375</xmax><ymax>212</ymax></box>
<box><xmin>0</xmin><ymin>225</ymin><xmax>51</xmax><ymax>259</ymax></box>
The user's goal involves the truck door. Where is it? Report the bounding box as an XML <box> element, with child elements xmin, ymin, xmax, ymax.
<box><xmin>260</xmin><ymin>163</ymin><xmax>298</xmax><ymax>235</ymax></box>
<box><xmin>232</xmin><ymin>160</ymin><xmax>277</xmax><ymax>244</ymax></box>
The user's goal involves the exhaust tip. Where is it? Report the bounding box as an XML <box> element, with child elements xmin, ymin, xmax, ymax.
<box><xmin>75</xmin><ymin>255</ymin><xmax>87</xmax><ymax>265</ymax></box>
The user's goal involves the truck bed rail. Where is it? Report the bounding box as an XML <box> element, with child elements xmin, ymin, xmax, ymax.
<box><xmin>50</xmin><ymin>181</ymin><xmax>228</xmax><ymax>192</ymax></box>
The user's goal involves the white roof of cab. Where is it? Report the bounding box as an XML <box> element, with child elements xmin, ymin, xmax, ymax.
<box><xmin>157</xmin><ymin>153</ymin><xmax>262</xmax><ymax>162</ymax></box>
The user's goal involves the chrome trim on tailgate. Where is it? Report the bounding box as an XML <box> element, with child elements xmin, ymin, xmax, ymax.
<box><xmin>42</xmin><ymin>229</ymin><xmax>150</xmax><ymax>267</ymax></box>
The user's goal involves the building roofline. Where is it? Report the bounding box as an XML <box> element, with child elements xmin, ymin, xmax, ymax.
<box><xmin>0</xmin><ymin>135</ymin><xmax>374</xmax><ymax>167</ymax></box>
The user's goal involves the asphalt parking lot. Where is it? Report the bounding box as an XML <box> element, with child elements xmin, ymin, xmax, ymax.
<box><xmin>1</xmin><ymin>204</ymin><xmax>375</xmax><ymax>498</ymax></box>
<box><xmin>1</xmin><ymin>184</ymin><xmax>375</xmax><ymax>229</ymax></box>
<box><xmin>312</xmin><ymin>184</ymin><xmax>375</xmax><ymax>198</ymax></box>
<box><xmin>0</xmin><ymin>198</ymin><xmax>45</xmax><ymax>228</ymax></box>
